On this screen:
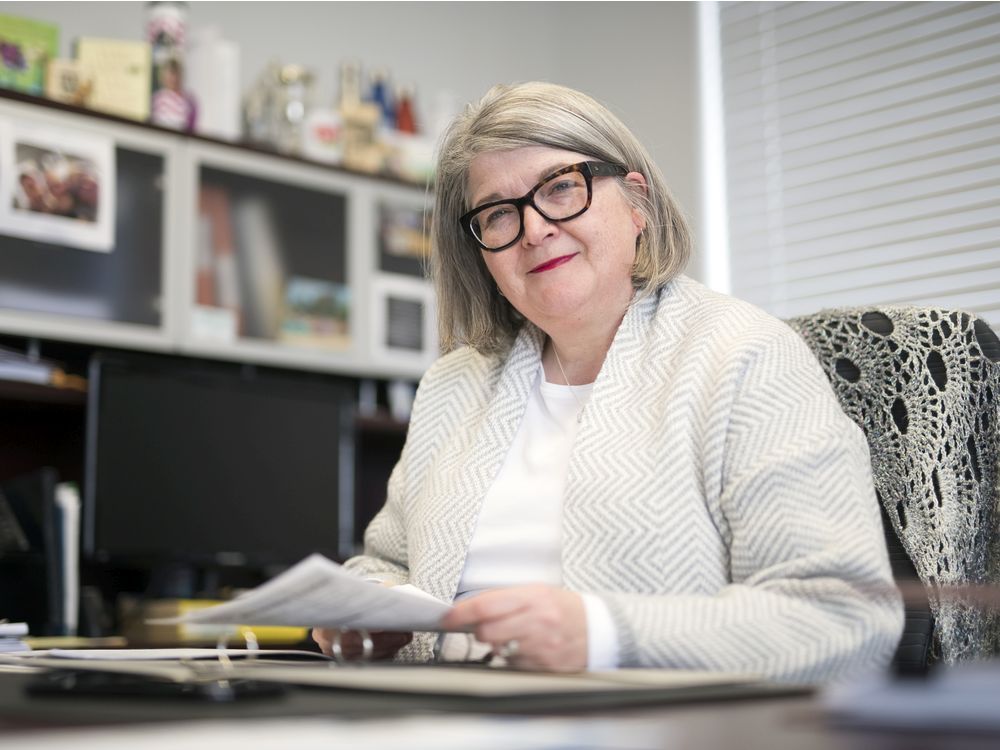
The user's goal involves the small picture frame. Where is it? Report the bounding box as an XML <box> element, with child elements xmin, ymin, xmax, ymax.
<box><xmin>0</xmin><ymin>116</ymin><xmax>115</xmax><ymax>252</ymax></box>
<box><xmin>376</xmin><ymin>199</ymin><xmax>431</xmax><ymax>278</ymax></box>
<box><xmin>369</xmin><ymin>273</ymin><xmax>438</xmax><ymax>370</ymax></box>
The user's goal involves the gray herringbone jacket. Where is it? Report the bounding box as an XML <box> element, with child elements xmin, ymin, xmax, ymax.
<box><xmin>345</xmin><ymin>276</ymin><xmax>904</xmax><ymax>683</ymax></box>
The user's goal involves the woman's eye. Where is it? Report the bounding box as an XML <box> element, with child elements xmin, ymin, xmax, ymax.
<box><xmin>541</xmin><ymin>178</ymin><xmax>583</xmax><ymax>201</ymax></box>
<box><xmin>483</xmin><ymin>206</ymin><xmax>513</xmax><ymax>227</ymax></box>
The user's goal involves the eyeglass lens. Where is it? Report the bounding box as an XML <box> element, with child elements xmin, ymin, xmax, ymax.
<box><xmin>469</xmin><ymin>169</ymin><xmax>590</xmax><ymax>250</ymax></box>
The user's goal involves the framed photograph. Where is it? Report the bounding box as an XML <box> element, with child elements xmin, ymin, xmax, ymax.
<box><xmin>0</xmin><ymin>116</ymin><xmax>115</xmax><ymax>252</ymax></box>
<box><xmin>377</xmin><ymin>199</ymin><xmax>431</xmax><ymax>277</ymax></box>
<box><xmin>0</xmin><ymin>13</ymin><xmax>58</xmax><ymax>96</ymax></box>
<box><xmin>279</xmin><ymin>276</ymin><xmax>351</xmax><ymax>351</ymax></box>
<box><xmin>370</xmin><ymin>273</ymin><xmax>438</xmax><ymax>370</ymax></box>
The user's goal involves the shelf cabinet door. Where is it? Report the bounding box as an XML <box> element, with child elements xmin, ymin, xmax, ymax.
<box><xmin>179</xmin><ymin>143</ymin><xmax>437</xmax><ymax>379</ymax></box>
<box><xmin>0</xmin><ymin>99</ymin><xmax>176</xmax><ymax>350</ymax></box>
<box><xmin>179</xmin><ymin>144</ymin><xmax>370</xmax><ymax>373</ymax></box>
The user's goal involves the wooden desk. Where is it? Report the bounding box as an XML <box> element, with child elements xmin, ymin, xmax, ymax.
<box><xmin>0</xmin><ymin>672</ymin><xmax>996</xmax><ymax>749</ymax></box>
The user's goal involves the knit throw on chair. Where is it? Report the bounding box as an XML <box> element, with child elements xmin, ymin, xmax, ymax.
<box><xmin>788</xmin><ymin>308</ymin><xmax>1000</xmax><ymax>663</ymax></box>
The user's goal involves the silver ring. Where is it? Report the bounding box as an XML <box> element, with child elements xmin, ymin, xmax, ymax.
<box><xmin>498</xmin><ymin>639</ymin><xmax>520</xmax><ymax>659</ymax></box>
<box><xmin>359</xmin><ymin>629</ymin><xmax>374</xmax><ymax>661</ymax></box>
<box><xmin>330</xmin><ymin>630</ymin><xmax>345</xmax><ymax>664</ymax></box>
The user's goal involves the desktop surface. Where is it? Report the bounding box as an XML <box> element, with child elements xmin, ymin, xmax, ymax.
<box><xmin>0</xmin><ymin>670</ymin><xmax>996</xmax><ymax>750</ymax></box>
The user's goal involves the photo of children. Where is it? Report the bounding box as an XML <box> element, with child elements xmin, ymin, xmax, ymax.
<box><xmin>0</xmin><ymin>116</ymin><xmax>115</xmax><ymax>252</ymax></box>
<box><xmin>14</xmin><ymin>144</ymin><xmax>100</xmax><ymax>222</ymax></box>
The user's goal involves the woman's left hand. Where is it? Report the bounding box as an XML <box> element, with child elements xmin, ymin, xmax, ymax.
<box><xmin>439</xmin><ymin>585</ymin><xmax>588</xmax><ymax>671</ymax></box>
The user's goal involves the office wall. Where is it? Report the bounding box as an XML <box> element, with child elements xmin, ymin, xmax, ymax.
<box><xmin>1</xmin><ymin>1</ymin><xmax>704</xmax><ymax>278</ymax></box>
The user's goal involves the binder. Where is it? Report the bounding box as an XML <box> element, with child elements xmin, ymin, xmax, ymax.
<box><xmin>3</xmin><ymin>649</ymin><xmax>807</xmax><ymax>712</ymax></box>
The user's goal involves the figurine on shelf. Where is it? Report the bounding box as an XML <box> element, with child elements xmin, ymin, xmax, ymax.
<box><xmin>151</xmin><ymin>57</ymin><xmax>197</xmax><ymax>132</ymax></box>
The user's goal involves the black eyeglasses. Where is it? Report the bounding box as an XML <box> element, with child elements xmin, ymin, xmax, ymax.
<box><xmin>459</xmin><ymin>161</ymin><xmax>628</xmax><ymax>252</ymax></box>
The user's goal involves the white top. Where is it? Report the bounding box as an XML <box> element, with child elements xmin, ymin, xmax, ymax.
<box><xmin>456</xmin><ymin>366</ymin><xmax>619</xmax><ymax>669</ymax></box>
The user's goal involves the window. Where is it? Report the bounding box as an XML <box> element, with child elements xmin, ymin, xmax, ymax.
<box><xmin>716</xmin><ymin>1</ymin><xmax>1000</xmax><ymax>325</ymax></box>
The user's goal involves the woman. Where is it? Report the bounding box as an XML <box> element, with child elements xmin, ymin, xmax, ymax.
<box><xmin>314</xmin><ymin>82</ymin><xmax>903</xmax><ymax>682</ymax></box>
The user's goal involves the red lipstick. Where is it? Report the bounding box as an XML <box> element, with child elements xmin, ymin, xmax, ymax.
<box><xmin>529</xmin><ymin>254</ymin><xmax>577</xmax><ymax>273</ymax></box>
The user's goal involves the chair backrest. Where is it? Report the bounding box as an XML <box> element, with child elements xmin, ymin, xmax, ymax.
<box><xmin>786</xmin><ymin>308</ymin><xmax>1000</xmax><ymax>667</ymax></box>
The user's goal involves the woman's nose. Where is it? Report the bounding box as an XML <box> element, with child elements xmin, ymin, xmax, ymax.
<box><xmin>521</xmin><ymin>204</ymin><xmax>557</xmax><ymax>246</ymax></box>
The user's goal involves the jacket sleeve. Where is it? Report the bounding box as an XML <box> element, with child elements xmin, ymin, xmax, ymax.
<box><xmin>341</xmin><ymin>455</ymin><xmax>411</xmax><ymax>586</ymax></box>
<box><xmin>600</xmin><ymin>327</ymin><xmax>905</xmax><ymax>683</ymax></box>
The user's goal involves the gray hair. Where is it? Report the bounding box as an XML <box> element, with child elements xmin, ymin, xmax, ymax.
<box><xmin>431</xmin><ymin>81</ymin><xmax>691</xmax><ymax>355</ymax></box>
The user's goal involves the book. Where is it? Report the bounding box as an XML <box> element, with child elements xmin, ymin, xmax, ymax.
<box><xmin>0</xmin><ymin>13</ymin><xmax>58</xmax><ymax>96</ymax></box>
<box><xmin>0</xmin><ymin>621</ymin><xmax>30</xmax><ymax>653</ymax></box>
<box><xmin>75</xmin><ymin>37</ymin><xmax>151</xmax><ymax>121</ymax></box>
<box><xmin>0</xmin><ymin>621</ymin><xmax>29</xmax><ymax>637</ymax></box>
<box><xmin>192</xmin><ymin>185</ymin><xmax>242</xmax><ymax>342</ymax></box>
<box><xmin>231</xmin><ymin>195</ymin><xmax>286</xmax><ymax>340</ymax></box>
<box><xmin>0</xmin><ymin>344</ymin><xmax>55</xmax><ymax>385</ymax></box>
<box><xmin>126</xmin><ymin>599</ymin><xmax>308</xmax><ymax>646</ymax></box>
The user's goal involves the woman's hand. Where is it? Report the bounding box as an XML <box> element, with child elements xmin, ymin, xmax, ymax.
<box><xmin>440</xmin><ymin>585</ymin><xmax>588</xmax><ymax>672</ymax></box>
<box><xmin>311</xmin><ymin>628</ymin><xmax>412</xmax><ymax>660</ymax></box>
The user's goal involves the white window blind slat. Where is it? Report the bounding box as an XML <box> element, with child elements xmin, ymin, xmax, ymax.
<box><xmin>726</xmin><ymin>18</ymin><xmax>1000</xmax><ymax>109</ymax></box>
<box><xmin>722</xmin><ymin>1</ymin><xmax>931</xmax><ymax>61</ymax></box>
<box><xmin>726</xmin><ymin>103</ymin><xmax>1000</xmax><ymax>169</ymax></box>
<box><xmin>731</xmin><ymin>204</ymin><xmax>1000</xmax><ymax>264</ymax></box>
<box><xmin>721</xmin><ymin>0</ymin><xmax>843</xmax><ymax>33</ymax></box>
<box><xmin>776</xmin><ymin>266</ymin><xmax>1000</xmax><ymax>317</ymax></box>
<box><xmin>734</xmin><ymin>179</ymin><xmax>1000</xmax><ymax>237</ymax></box>
<box><xmin>722</xmin><ymin>2</ymin><xmax>994</xmax><ymax>87</ymax></box>
<box><xmin>720</xmin><ymin>1</ymin><xmax>1000</xmax><ymax>327</ymax></box>
<box><xmin>729</xmin><ymin>150</ymin><xmax>1000</xmax><ymax>219</ymax></box>
<box><xmin>727</xmin><ymin>42</ymin><xmax>1000</xmax><ymax>131</ymax></box>
<box><xmin>775</xmin><ymin>134</ymin><xmax>1000</xmax><ymax>196</ymax></box>
<box><xmin>903</xmin><ymin>289</ymin><xmax>1000</xmax><ymax>315</ymax></box>
<box><xmin>746</xmin><ymin>69</ymin><xmax>1000</xmax><ymax>141</ymax></box>
<box><xmin>727</xmin><ymin>78</ymin><xmax>1000</xmax><ymax>152</ymax></box>
<box><xmin>736</xmin><ymin>227</ymin><xmax>1000</xmax><ymax>287</ymax></box>
<box><xmin>741</xmin><ymin>247</ymin><xmax>1000</xmax><ymax>300</ymax></box>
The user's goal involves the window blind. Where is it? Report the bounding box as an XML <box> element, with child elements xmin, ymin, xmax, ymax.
<box><xmin>718</xmin><ymin>1</ymin><xmax>1000</xmax><ymax>326</ymax></box>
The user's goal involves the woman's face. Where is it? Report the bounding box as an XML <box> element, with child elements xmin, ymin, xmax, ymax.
<box><xmin>466</xmin><ymin>146</ymin><xmax>646</xmax><ymax>337</ymax></box>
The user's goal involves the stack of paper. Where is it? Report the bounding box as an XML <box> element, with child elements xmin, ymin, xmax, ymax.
<box><xmin>148</xmin><ymin>553</ymin><xmax>453</xmax><ymax>632</ymax></box>
<box><xmin>0</xmin><ymin>621</ymin><xmax>30</xmax><ymax>653</ymax></box>
<box><xmin>0</xmin><ymin>345</ymin><xmax>55</xmax><ymax>385</ymax></box>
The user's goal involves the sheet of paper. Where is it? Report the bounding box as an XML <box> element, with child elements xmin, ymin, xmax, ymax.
<box><xmin>0</xmin><ymin>622</ymin><xmax>29</xmax><ymax>637</ymax></box>
<box><xmin>149</xmin><ymin>554</ymin><xmax>454</xmax><ymax>632</ymax></box>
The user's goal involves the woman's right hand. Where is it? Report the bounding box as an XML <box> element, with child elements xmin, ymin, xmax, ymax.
<box><xmin>311</xmin><ymin>628</ymin><xmax>413</xmax><ymax>660</ymax></box>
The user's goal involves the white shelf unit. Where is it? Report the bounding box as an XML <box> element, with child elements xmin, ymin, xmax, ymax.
<box><xmin>0</xmin><ymin>95</ymin><xmax>435</xmax><ymax>380</ymax></box>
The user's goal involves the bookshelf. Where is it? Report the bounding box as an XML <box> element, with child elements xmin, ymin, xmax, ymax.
<box><xmin>0</xmin><ymin>91</ymin><xmax>429</xmax><ymax>633</ymax></box>
<box><xmin>0</xmin><ymin>89</ymin><xmax>436</xmax><ymax>380</ymax></box>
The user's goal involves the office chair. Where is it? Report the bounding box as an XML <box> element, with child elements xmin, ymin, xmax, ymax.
<box><xmin>787</xmin><ymin>307</ymin><xmax>1000</xmax><ymax>671</ymax></box>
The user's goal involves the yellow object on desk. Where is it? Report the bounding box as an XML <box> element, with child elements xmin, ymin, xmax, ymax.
<box><xmin>127</xmin><ymin>599</ymin><xmax>308</xmax><ymax>646</ymax></box>
<box><xmin>23</xmin><ymin>636</ymin><xmax>127</xmax><ymax>650</ymax></box>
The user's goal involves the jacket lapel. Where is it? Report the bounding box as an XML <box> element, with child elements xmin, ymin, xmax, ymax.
<box><xmin>412</xmin><ymin>325</ymin><xmax>546</xmax><ymax>603</ymax></box>
<box><xmin>562</xmin><ymin>288</ymin><xmax>671</xmax><ymax>591</ymax></box>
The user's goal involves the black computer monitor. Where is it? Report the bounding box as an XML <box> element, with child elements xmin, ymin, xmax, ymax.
<box><xmin>84</xmin><ymin>352</ymin><xmax>354</xmax><ymax>569</ymax></box>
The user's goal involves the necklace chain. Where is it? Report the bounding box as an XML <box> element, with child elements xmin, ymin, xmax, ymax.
<box><xmin>552</xmin><ymin>345</ymin><xmax>584</xmax><ymax>409</ymax></box>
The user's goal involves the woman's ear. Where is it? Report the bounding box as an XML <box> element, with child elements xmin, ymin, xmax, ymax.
<box><xmin>625</xmin><ymin>171</ymin><xmax>648</xmax><ymax>236</ymax></box>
